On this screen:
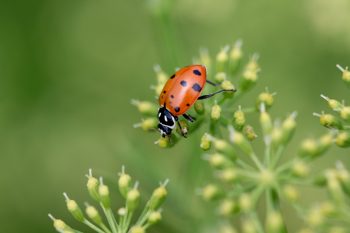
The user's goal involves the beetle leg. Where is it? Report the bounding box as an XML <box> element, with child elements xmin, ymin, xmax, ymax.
<box><xmin>198</xmin><ymin>89</ymin><xmax>236</xmax><ymax>100</ymax></box>
<box><xmin>206</xmin><ymin>79</ymin><xmax>219</xmax><ymax>86</ymax></box>
<box><xmin>183</xmin><ymin>113</ymin><xmax>196</xmax><ymax>122</ymax></box>
<box><xmin>176</xmin><ymin>120</ymin><xmax>188</xmax><ymax>138</ymax></box>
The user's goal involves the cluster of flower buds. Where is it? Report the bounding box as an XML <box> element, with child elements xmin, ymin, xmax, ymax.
<box><xmin>49</xmin><ymin>167</ymin><xmax>168</xmax><ymax>233</ymax></box>
<box><xmin>298</xmin><ymin>161</ymin><xmax>350</xmax><ymax>232</ymax></box>
<box><xmin>133</xmin><ymin>41</ymin><xmax>261</xmax><ymax>148</ymax></box>
<box><xmin>198</xmin><ymin>85</ymin><xmax>350</xmax><ymax>232</ymax></box>
<box><xmin>313</xmin><ymin>64</ymin><xmax>350</xmax><ymax>148</ymax></box>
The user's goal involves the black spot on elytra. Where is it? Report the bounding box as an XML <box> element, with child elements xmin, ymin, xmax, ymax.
<box><xmin>163</xmin><ymin>90</ymin><xmax>166</xmax><ymax>94</ymax></box>
<box><xmin>170</xmin><ymin>95</ymin><xmax>174</xmax><ymax>99</ymax></box>
<box><xmin>180</xmin><ymin>80</ymin><xmax>187</xmax><ymax>87</ymax></box>
<box><xmin>174</xmin><ymin>107</ymin><xmax>180</xmax><ymax>112</ymax></box>
<box><xmin>186</xmin><ymin>103</ymin><xmax>190</xmax><ymax>107</ymax></box>
<box><xmin>193</xmin><ymin>69</ymin><xmax>201</xmax><ymax>76</ymax></box>
<box><xmin>170</xmin><ymin>74</ymin><xmax>175</xmax><ymax>79</ymax></box>
<box><xmin>192</xmin><ymin>83</ymin><xmax>202</xmax><ymax>92</ymax></box>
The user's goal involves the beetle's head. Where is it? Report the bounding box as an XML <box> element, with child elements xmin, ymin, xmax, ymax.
<box><xmin>157</xmin><ymin>106</ymin><xmax>176</xmax><ymax>137</ymax></box>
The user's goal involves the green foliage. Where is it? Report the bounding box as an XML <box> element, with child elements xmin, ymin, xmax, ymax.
<box><xmin>49</xmin><ymin>168</ymin><xmax>168</xmax><ymax>233</ymax></box>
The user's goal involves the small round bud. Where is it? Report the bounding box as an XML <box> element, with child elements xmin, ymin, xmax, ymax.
<box><xmin>126</xmin><ymin>188</ymin><xmax>140</xmax><ymax>212</ymax></box>
<box><xmin>229</xmin><ymin>127</ymin><xmax>253</xmax><ymax>155</ymax></box>
<box><xmin>51</xmin><ymin>218</ymin><xmax>69</xmax><ymax>232</ymax></box>
<box><xmin>307</xmin><ymin>207</ymin><xmax>324</xmax><ymax>227</ymax></box>
<box><xmin>319</xmin><ymin>113</ymin><xmax>341</xmax><ymax>129</ymax></box>
<box><xmin>65</xmin><ymin>197</ymin><xmax>84</xmax><ymax>222</ymax></box>
<box><xmin>233</xmin><ymin>109</ymin><xmax>245</xmax><ymax>129</ymax></box>
<box><xmin>147</xmin><ymin>211</ymin><xmax>162</xmax><ymax>225</ymax></box>
<box><xmin>230</xmin><ymin>40</ymin><xmax>243</xmax><ymax>61</ymax></box>
<box><xmin>239</xmin><ymin>194</ymin><xmax>252</xmax><ymax>212</ymax></box>
<box><xmin>218</xmin><ymin>168</ymin><xmax>238</xmax><ymax>183</ymax></box>
<box><xmin>199</xmin><ymin>48</ymin><xmax>211</xmax><ymax>70</ymax></box>
<box><xmin>131</xmin><ymin>100</ymin><xmax>158</xmax><ymax>115</ymax></box>
<box><xmin>218</xmin><ymin>199</ymin><xmax>236</xmax><ymax>216</ymax></box>
<box><xmin>266</xmin><ymin>211</ymin><xmax>283</xmax><ymax>233</ymax></box>
<box><xmin>257</xmin><ymin>91</ymin><xmax>274</xmax><ymax>109</ymax></box>
<box><xmin>292</xmin><ymin>160</ymin><xmax>310</xmax><ymax>177</ymax></box>
<box><xmin>200</xmin><ymin>133</ymin><xmax>211</xmax><ymax>151</ymax></box>
<box><xmin>340</xmin><ymin>106</ymin><xmax>350</xmax><ymax>120</ymax></box>
<box><xmin>243</xmin><ymin>125</ymin><xmax>257</xmax><ymax>141</ymax></box>
<box><xmin>157</xmin><ymin>137</ymin><xmax>169</xmax><ymax>148</ymax></box>
<box><xmin>208</xmin><ymin>153</ymin><xmax>227</xmax><ymax>168</ymax></box>
<box><xmin>87</xmin><ymin>174</ymin><xmax>99</xmax><ymax>201</ymax></box>
<box><xmin>336</xmin><ymin>64</ymin><xmax>350</xmax><ymax>83</ymax></box>
<box><xmin>86</xmin><ymin>206</ymin><xmax>102</xmax><ymax>225</ymax></box>
<box><xmin>299</xmin><ymin>138</ymin><xmax>318</xmax><ymax>157</ymax></box>
<box><xmin>216</xmin><ymin>46</ymin><xmax>229</xmax><ymax>72</ymax></box>
<box><xmin>119</xmin><ymin>171</ymin><xmax>132</xmax><ymax>198</ymax></box>
<box><xmin>98</xmin><ymin>184</ymin><xmax>110</xmax><ymax>208</ymax></box>
<box><xmin>154</xmin><ymin>65</ymin><xmax>168</xmax><ymax>83</ymax></box>
<box><xmin>194</xmin><ymin>101</ymin><xmax>205</xmax><ymax>114</ymax></box>
<box><xmin>140</xmin><ymin>118</ymin><xmax>158</xmax><ymax>131</ymax></box>
<box><xmin>130</xmin><ymin>226</ymin><xmax>145</xmax><ymax>233</ymax></box>
<box><xmin>260</xmin><ymin>108</ymin><xmax>272</xmax><ymax>136</ymax></box>
<box><xmin>221</xmin><ymin>80</ymin><xmax>235</xmax><ymax>91</ymax></box>
<box><xmin>202</xmin><ymin>184</ymin><xmax>220</xmax><ymax>201</ymax></box>
<box><xmin>211</xmin><ymin>104</ymin><xmax>221</xmax><ymax>121</ymax></box>
<box><xmin>336</xmin><ymin>131</ymin><xmax>350</xmax><ymax>147</ymax></box>
<box><xmin>215</xmin><ymin>72</ymin><xmax>227</xmax><ymax>83</ymax></box>
<box><xmin>148</xmin><ymin>183</ymin><xmax>168</xmax><ymax>210</ymax></box>
<box><xmin>282</xmin><ymin>185</ymin><xmax>299</xmax><ymax>202</ymax></box>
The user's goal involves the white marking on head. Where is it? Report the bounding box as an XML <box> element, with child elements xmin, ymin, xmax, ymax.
<box><xmin>164</xmin><ymin>116</ymin><xmax>168</xmax><ymax>122</ymax></box>
<box><xmin>158</xmin><ymin>113</ymin><xmax>161</xmax><ymax>118</ymax></box>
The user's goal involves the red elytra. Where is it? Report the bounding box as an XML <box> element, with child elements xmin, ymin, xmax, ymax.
<box><xmin>159</xmin><ymin>65</ymin><xmax>207</xmax><ymax>116</ymax></box>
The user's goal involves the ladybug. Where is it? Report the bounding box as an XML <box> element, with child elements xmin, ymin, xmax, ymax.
<box><xmin>157</xmin><ymin>64</ymin><xmax>236</xmax><ymax>137</ymax></box>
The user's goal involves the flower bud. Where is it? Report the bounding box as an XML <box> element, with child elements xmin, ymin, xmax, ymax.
<box><xmin>134</xmin><ymin>118</ymin><xmax>158</xmax><ymax>131</ymax></box>
<box><xmin>229</xmin><ymin>40</ymin><xmax>243</xmax><ymax>69</ymax></box>
<box><xmin>86</xmin><ymin>205</ymin><xmax>102</xmax><ymax>225</ymax></box>
<box><xmin>213</xmin><ymin>138</ymin><xmax>234</xmax><ymax>155</ymax></box>
<box><xmin>233</xmin><ymin>108</ymin><xmax>245</xmax><ymax>130</ymax></box>
<box><xmin>211</xmin><ymin>104</ymin><xmax>221</xmax><ymax>121</ymax></box>
<box><xmin>199</xmin><ymin>48</ymin><xmax>211</xmax><ymax>71</ymax></box>
<box><xmin>208</xmin><ymin>153</ymin><xmax>228</xmax><ymax>169</ymax></box>
<box><xmin>320</xmin><ymin>94</ymin><xmax>343</xmax><ymax>111</ymax></box>
<box><xmin>215</xmin><ymin>72</ymin><xmax>227</xmax><ymax>83</ymax></box>
<box><xmin>239</xmin><ymin>194</ymin><xmax>252</xmax><ymax>212</ymax></box>
<box><xmin>148</xmin><ymin>181</ymin><xmax>168</xmax><ymax>210</ymax></box>
<box><xmin>229</xmin><ymin>128</ymin><xmax>253</xmax><ymax>156</ymax></box>
<box><xmin>271</xmin><ymin>127</ymin><xmax>283</xmax><ymax>147</ymax></box>
<box><xmin>194</xmin><ymin>101</ymin><xmax>205</xmax><ymax>114</ymax></box>
<box><xmin>98</xmin><ymin>184</ymin><xmax>110</xmax><ymax>208</ymax></box>
<box><xmin>340</xmin><ymin>106</ymin><xmax>350</xmax><ymax>121</ymax></box>
<box><xmin>200</xmin><ymin>133</ymin><xmax>211</xmax><ymax>151</ymax></box>
<box><xmin>86</xmin><ymin>170</ymin><xmax>99</xmax><ymax>201</ymax></box>
<box><xmin>243</xmin><ymin>125</ymin><xmax>258</xmax><ymax>141</ymax></box>
<box><xmin>281</xmin><ymin>112</ymin><xmax>297</xmax><ymax>144</ymax></box>
<box><xmin>336</xmin><ymin>131</ymin><xmax>350</xmax><ymax>147</ymax></box>
<box><xmin>266</xmin><ymin>211</ymin><xmax>283</xmax><ymax>233</ymax></box>
<box><xmin>119</xmin><ymin>168</ymin><xmax>132</xmax><ymax>198</ymax></box>
<box><xmin>130</xmin><ymin>226</ymin><xmax>145</xmax><ymax>233</ymax></box>
<box><xmin>336</xmin><ymin>64</ymin><xmax>350</xmax><ymax>83</ymax></box>
<box><xmin>154</xmin><ymin>65</ymin><xmax>168</xmax><ymax>84</ymax></box>
<box><xmin>299</xmin><ymin>138</ymin><xmax>318</xmax><ymax>157</ymax></box>
<box><xmin>292</xmin><ymin>160</ymin><xmax>310</xmax><ymax>178</ymax></box>
<box><xmin>260</xmin><ymin>105</ymin><xmax>272</xmax><ymax>136</ymax></box>
<box><xmin>218</xmin><ymin>168</ymin><xmax>238</xmax><ymax>183</ymax></box>
<box><xmin>49</xmin><ymin>215</ymin><xmax>72</xmax><ymax>232</ymax></box>
<box><xmin>126</xmin><ymin>187</ymin><xmax>140</xmax><ymax>212</ymax></box>
<box><xmin>317</xmin><ymin>113</ymin><xmax>341</xmax><ymax>129</ymax></box>
<box><xmin>131</xmin><ymin>100</ymin><xmax>158</xmax><ymax>115</ymax></box>
<box><xmin>242</xmin><ymin>218</ymin><xmax>256</xmax><ymax>233</ymax></box>
<box><xmin>202</xmin><ymin>184</ymin><xmax>220</xmax><ymax>201</ymax></box>
<box><xmin>282</xmin><ymin>185</ymin><xmax>299</xmax><ymax>202</ymax></box>
<box><xmin>147</xmin><ymin>211</ymin><xmax>162</xmax><ymax>225</ymax></box>
<box><xmin>257</xmin><ymin>91</ymin><xmax>274</xmax><ymax>109</ymax></box>
<box><xmin>63</xmin><ymin>193</ymin><xmax>84</xmax><ymax>222</ymax></box>
<box><xmin>306</xmin><ymin>207</ymin><xmax>324</xmax><ymax>227</ymax></box>
<box><xmin>218</xmin><ymin>199</ymin><xmax>236</xmax><ymax>216</ymax></box>
<box><xmin>221</xmin><ymin>80</ymin><xmax>235</xmax><ymax>91</ymax></box>
<box><xmin>156</xmin><ymin>137</ymin><xmax>169</xmax><ymax>148</ymax></box>
<box><xmin>216</xmin><ymin>46</ymin><xmax>229</xmax><ymax>72</ymax></box>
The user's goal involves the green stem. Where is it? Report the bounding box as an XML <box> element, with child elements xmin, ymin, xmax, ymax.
<box><xmin>250</xmin><ymin>152</ymin><xmax>264</xmax><ymax>171</ymax></box>
<box><xmin>101</xmin><ymin>205</ymin><xmax>118</xmax><ymax>233</ymax></box>
<box><xmin>271</xmin><ymin>145</ymin><xmax>286</xmax><ymax>169</ymax></box>
<box><xmin>83</xmin><ymin>219</ymin><xmax>109</xmax><ymax>233</ymax></box>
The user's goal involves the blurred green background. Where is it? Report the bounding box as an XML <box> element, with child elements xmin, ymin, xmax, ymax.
<box><xmin>1</xmin><ymin>0</ymin><xmax>350</xmax><ymax>232</ymax></box>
